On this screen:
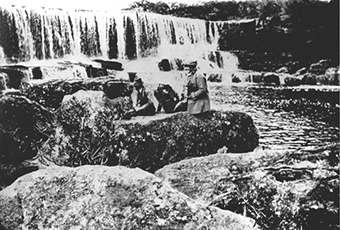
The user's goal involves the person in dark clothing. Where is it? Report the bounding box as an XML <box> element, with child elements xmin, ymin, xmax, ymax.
<box><xmin>127</xmin><ymin>77</ymin><xmax>155</xmax><ymax>117</ymax></box>
<box><xmin>154</xmin><ymin>83</ymin><xmax>186</xmax><ymax>113</ymax></box>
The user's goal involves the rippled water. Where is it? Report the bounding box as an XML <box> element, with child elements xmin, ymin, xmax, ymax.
<box><xmin>209</xmin><ymin>84</ymin><xmax>340</xmax><ymax>151</ymax></box>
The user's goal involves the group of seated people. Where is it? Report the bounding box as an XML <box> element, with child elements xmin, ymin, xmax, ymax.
<box><xmin>125</xmin><ymin>60</ymin><xmax>210</xmax><ymax>118</ymax></box>
<box><xmin>127</xmin><ymin>61</ymin><xmax>210</xmax><ymax>117</ymax></box>
<box><xmin>125</xmin><ymin>77</ymin><xmax>187</xmax><ymax>118</ymax></box>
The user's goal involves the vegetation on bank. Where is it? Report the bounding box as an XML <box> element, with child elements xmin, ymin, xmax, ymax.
<box><xmin>40</xmin><ymin>96</ymin><xmax>258</xmax><ymax>172</ymax></box>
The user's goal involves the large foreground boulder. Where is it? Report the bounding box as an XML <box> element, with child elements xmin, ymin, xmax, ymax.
<box><xmin>41</xmin><ymin>110</ymin><xmax>259</xmax><ymax>172</ymax></box>
<box><xmin>155</xmin><ymin>144</ymin><xmax>339</xmax><ymax>229</ymax></box>
<box><xmin>0</xmin><ymin>165</ymin><xmax>257</xmax><ymax>230</ymax></box>
<box><xmin>0</xmin><ymin>94</ymin><xmax>54</xmax><ymax>189</ymax></box>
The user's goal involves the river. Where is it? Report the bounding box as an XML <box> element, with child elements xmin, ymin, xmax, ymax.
<box><xmin>209</xmin><ymin>84</ymin><xmax>340</xmax><ymax>152</ymax></box>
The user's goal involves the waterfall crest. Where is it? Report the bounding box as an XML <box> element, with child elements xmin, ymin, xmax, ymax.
<box><xmin>0</xmin><ymin>5</ymin><xmax>242</xmax><ymax>72</ymax></box>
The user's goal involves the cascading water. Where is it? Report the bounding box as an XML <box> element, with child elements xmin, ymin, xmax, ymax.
<box><xmin>0</xmin><ymin>5</ymin><xmax>239</xmax><ymax>65</ymax></box>
<box><xmin>0</xmin><ymin>5</ymin><xmax>250</xmax><ymax>86</ymax></box>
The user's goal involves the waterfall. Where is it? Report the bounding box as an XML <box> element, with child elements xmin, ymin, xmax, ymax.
<box><xmin>0</xmin><ymin>5</ymin><xmax>244</xmax><ymax>73</ymax></box>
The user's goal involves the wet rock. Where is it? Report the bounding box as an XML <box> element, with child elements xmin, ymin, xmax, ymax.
<box><xmin>263</xmin><ymin>72</ymin><xmax>280</xmax><ymax>86</ymax></box>
<box><xmin>32</xmin><ymin>67</ymin><xmax>43</xmax><ymax>80</ymax></box>
<box><xmin>0</xmin><ymin>165</ymin><xmax>257</xmax><ymax>230</ymax></box>
<box><xmin>232</xmin><ymin>73</ymin><xmax>241</xmax><ymax>83</ymax></box>
<box><xmin>158</xmin><ymin>59</ymin><xmax>172</xmax><ymax>71</ymax></box>
<box><xmin>0</xmin><ymin>65</ymin><xmax>31</xmax><ymax>89</ymax></box>
<box><xmin>93</xmin><ymin>59</ymin><xmax>123</xmax><ymax>70</ymax></box>
<box><xmin>85</xmin><ymin>65</ymin><xmax>108</xmax><ymax>78</ymax></box>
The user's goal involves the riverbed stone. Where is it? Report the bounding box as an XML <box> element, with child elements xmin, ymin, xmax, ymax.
<box><xmin>155</xmin><ymin>144</ymin><xmax>339</xmax><ymax>230</ymax></box>
<box><xmin>93</xmin><ymin>59</ymin><xmax>123</xmax><ymax>70</ymax></box>
<box><xmin>0</xmin><ymin>65</ymin><xmax>31</xmax><ymax>89</ymax></box>
<box><xmin>263</xmin><ymin>72</ymin><xmax>280</xmax><ymax>86</ymax></box>
<box><xmin>23</xmin><ymin>77</ymin><xmax>133</xmax><ymax>109</ymax></box>
<box><xmin>0</xmin><ymin>165</ymin><xmax>257</xmax><ymax>230</ymax></box>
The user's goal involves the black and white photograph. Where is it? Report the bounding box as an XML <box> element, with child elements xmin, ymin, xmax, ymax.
<box><xmin>0</xmin><ymin>0</ymin><xmax>339</xmax><ymax>229</ymax></box>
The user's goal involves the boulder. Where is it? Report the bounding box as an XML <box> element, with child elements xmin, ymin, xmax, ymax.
<box><xmin>263</xmin><ymin>72</ymin><xmax>280</xmax><ymax>86</ymax></box>
<box><xmin>103</xmin><ymin>80</ymin><xmax>133</xmax><ymax>99</ymax></box>
<box><xmin>0</xmin><ymin>94</ymin><xmax>54</xmax><ymax>189</ymax></box>
<box><xmin>85</xmin><ymin>65</ymin><xmax>108</xmax><ymax>78</ymax></box>
<box><xmin>0</xmin><ymin>165</ymin><xmax>257</xmax><ymax>230</ymax></box>
<box><xmin>158</xmin><ymin>59</ymin><xmax>172</xmax><ymax>71</ymax></box>
<box><xmin>93</xmin><ymin>59</ymin><xmax>123</xmax><ymax>70</ymax></box>
<box><xmin>250</xmin><ymin>72</ymin><xmax>263</xmax><ymax>83</ymax></box>
<box><xmin>32</xmin><ymin>67</ymin><xmax>43</xmax><ymax>80</ymax></box>
<box><xmin>0</xmin><ymin>65</ymin><xmax>31</xmax><ymax>89</ymax></box>
<box><xmin>231</xmin><ymin>73</ymin><xmax>241</xmax><ymax>83</ymax></box>
<box><xmin>41</xmin><ymin>110</ymin><xmax>259</xmax><ymax>172</ymax></box>
<box><xmin>155</xmin><ymin>143</ymin><xmax>339</xmax><ymax>230</ymax></box>
<box><xmin>23</xmin><ymin>78</ymin><xmax>132</xmax><ymax>109</ymax></box>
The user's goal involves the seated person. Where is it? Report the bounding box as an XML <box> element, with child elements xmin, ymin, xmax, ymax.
<box><xmin>154</xmin><ymin>83</ymin><xmax>186</xmax><ymax>113</ymax></box>
<box><xmin>126</xmin><ymin>77</ymin><xmax>155</xmax><ymax>117</ymax></box>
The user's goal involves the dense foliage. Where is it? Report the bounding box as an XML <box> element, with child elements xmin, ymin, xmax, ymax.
<box><xmin>41</xmin><ymin>98</ymin><xmax>258</xmax><ymax>172</ymax></box>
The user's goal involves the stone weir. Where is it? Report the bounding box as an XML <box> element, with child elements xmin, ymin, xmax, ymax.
<box><xmin>0</xmin><ymin>5</ymin><xmax>254</xmax><ymax>68</ymax></box>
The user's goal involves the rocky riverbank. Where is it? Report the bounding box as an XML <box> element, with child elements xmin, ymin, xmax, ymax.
<box><xmin>0</xmin><ymin>60</ymin><xmax>339</xmax><ymax>229</ymax></box>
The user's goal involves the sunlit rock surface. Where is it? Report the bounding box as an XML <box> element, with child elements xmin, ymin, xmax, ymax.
<box><xmin>0</xmin><ymin>165</ymin><xmax>257</xmax><ymax>230</ymax></box>
<box><xmin>155</xmin><ymin>144</ymin><xmax>339</xmax><ymax>229</ymax></box>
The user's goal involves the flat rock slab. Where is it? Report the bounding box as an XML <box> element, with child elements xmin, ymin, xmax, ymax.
<box><xmin>0</xmin><ymin>165</ymin><xmax>257</xmax><ymax>230</ymax></box>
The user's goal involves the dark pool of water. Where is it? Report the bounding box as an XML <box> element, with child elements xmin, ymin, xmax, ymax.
<box><xmin>209</xmin><ymin>84</ymin><xmax>340</xmax><ymax>151</ymax></box>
